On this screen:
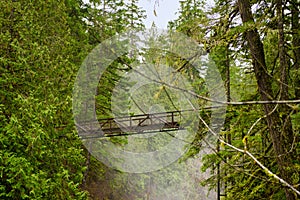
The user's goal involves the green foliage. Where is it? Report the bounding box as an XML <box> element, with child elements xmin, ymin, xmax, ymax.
<box><xmin>0</xmin><ymin>0</ymin><xmax>147</xmax><ymax>198</ymax></box>
<box><xmin>4</xmin><ymin>0</ymin><xmax>298</xmax><ymax>198</ymax></box>
<box><xmin>171</xmin><ymin>0</ymin><xmax>300</xmax><ymax>199</ymax></box>
<box><xmin>0</xmin><ymin>0</ymin><xmax>89</xmax><ymax>199</ymax></box>
<box><xmin>169</xmin><ymin>0</ymin><xmax>208</xmax><ymax>42</ymax></box>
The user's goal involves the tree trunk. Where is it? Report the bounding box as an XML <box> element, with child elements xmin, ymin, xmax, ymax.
<box><xmin>277</xmin><ymin>0</ymin><xmax>294</xmax><ymax>158</ymax></box>
<box><xmin>277</xmin><ymin>0</ymin><xmax>288</xmax><ymax>100</ymax></box>
<box><xmin>291</xmin><ymin>0</ymin><xmax>300</xmax><ymax>98</ymax></box>
<box><xmin>237</xmin><ymin>0</ymin><xmax>296</xmax><ymax>199</ymax></box>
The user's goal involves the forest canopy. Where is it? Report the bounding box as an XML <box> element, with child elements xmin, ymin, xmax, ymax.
<box><xmin>0</xmin><ymin>0</ymin><xmax>299</xmax><ymax>199</ymax></box>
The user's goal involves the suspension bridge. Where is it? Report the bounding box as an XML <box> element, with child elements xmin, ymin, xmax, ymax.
<box><xmin>76</xmin><ymin>110</ymin><xmax>188</xmax><ymax>139</ymax></box>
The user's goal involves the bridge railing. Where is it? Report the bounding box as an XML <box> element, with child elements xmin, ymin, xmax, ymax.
<box><xmin>98</xmin><ymin>110</ymin><xmax>182</xmax><ymax>134</ymax></box>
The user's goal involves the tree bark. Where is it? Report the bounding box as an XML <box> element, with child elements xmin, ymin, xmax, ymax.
<box><xmin>277</xmin><ymin>0</ymin><xmax>288</xmax><ymax>100</ymax></box>
<box><xmin>237</xmin><ymin>0</ymin><xmax>296</xmax><ymax>199</ymax></box>
<box><xmin>277</xmin><ymin>0</ymin><xmax>294</xmax><ymax>157</ymax></box>
<box><xmin>291</xmin><ymin>0</ymin><xmax>300</xmax><ymax>98</ymax></box>
<box><xmin>225</xmin><ymin>44</ymin><xmax>231</xmax><ymax>144</ymax></box>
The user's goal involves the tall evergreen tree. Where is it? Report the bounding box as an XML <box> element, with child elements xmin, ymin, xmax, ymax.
<box><xmin>0</xmin><ymin>0</ymin><xmax>90</xmax><ymax>199</ymax></box>
<box><xmin>170</xmin><ymin>0</ymin><xmax>300</xmax><ymax>199</ymax></box>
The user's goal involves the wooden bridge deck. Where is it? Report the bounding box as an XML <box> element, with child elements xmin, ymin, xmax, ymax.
<box><xmin>78</xmin><ymin>110</ymin><xmax>184</xmax><ymax>138</ymax></box>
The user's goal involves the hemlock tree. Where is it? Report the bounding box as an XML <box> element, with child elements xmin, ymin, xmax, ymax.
<box><xmin>170</xmin><ymin>0</ymin><xmax>300</xmax><ymax>199</ymax></box>
<box><xmin>0</xmin><ymin>0</ymin><xmax>90</xmax><ymax>199</ymax></box>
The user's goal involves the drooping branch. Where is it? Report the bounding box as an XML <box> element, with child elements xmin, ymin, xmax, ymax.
<box><xmin>195</xmin><ymin>108</ymin><xmax>300</xmax><ymax>196</ymax></box>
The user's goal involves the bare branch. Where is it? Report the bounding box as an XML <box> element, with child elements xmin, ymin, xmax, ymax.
<box><xmin>130</xmin><ymin>65</ymin><xmax>300</xmax><ymax>106</ymax></box>
<box><xmin>196</xmin><ymin>108</ymin><xmax>300</xmax><ymax>196</ymax></box>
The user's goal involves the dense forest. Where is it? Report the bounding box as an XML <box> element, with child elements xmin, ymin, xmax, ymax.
<box><xmin>1</xmin><ymin>0</ymin><xmax>300</xmax><ymax>199</ymax></box>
